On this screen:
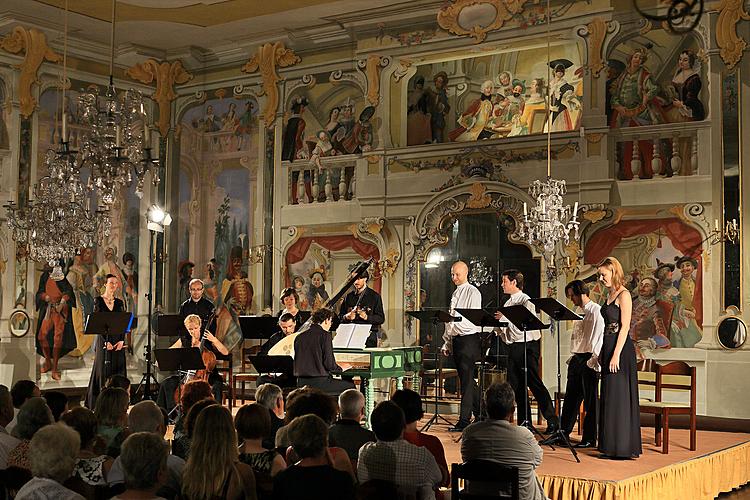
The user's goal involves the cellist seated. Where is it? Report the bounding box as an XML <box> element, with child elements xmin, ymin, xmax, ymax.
<box><xmin>170</xmin><ymin>313</ymin><xmax>230</xmax><ymax>402</ymax></box>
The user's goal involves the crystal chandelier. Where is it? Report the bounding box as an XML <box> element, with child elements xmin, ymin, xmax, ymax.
<box><xmin>4</xmin><ymin>0</ymin><xmax>110</xmax><ymax>266</ymax></box>
<box><xmin>519</xmin><ymin>0</ymin><xmax>579</xmax><ymax>267</ymax></box>
<box><xmin>77</xmin><ymin>0</ymin><xmax>159</xmax><ymax>204</ymax></box>
<box><xmin>468</xmin><ymin>256</ymin><xmax>493</xmax><ymax>286</ymax></box>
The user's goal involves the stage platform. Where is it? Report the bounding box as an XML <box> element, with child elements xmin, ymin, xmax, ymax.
<box><xmin>432</xmin><ymin>423</ymin><xmax>750</xmax><ymax>500</ymax></box>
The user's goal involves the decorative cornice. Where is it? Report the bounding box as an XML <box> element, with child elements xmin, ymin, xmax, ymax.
<box><xmin>241</xmin><ymin>42</ymin><xmax>300</xmax><ymax>128</ymax></box>
<box><xmin>126</xmin><ymin>59</ymin><xmax>193</xmax><ymax>137</ymax></box>
<box><xmin>0</xmin><ymin>26</ymin><xmax>61</xmax><ymax>117</ymax></box>
<box><xmin>716</xmin><ymin>0</ymin><xmax>750</xmax><ymax>70</ymax></box>
<box><xmin>437</xmin><ymin>0</ymin><xmax>527</xmax><ymax>43</ymax></box>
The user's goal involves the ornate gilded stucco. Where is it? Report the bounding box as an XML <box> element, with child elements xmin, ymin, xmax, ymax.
<box><xmin>126</xmin><ymin>59</ymin><xmax>193</xmax><ymax>137</ymax></box>
<box><xmin>359</xmin><ymin>54</ymin><xmax>389</xmax><ymax>107</ymax></box>
<box><xmin>0</xmin><ymin>27</ymin><xmax>61</xmax><ymax>117</ymax></box>
<box><xmin>466</xmin><ymin>182</ymin><xmax>492</xmax><ymax>209</ymax></box>
<box><xmin>716</xmin><ymin>0</ymin><xmax>750</xmax><ymax>70</ymax></box>
<box><xmin>241</xmin><ymin>42</ymin><xmax>300</xmax><ymax>128</ymax></box>
<box><xmin>437</xmin><ymin>0</ymin><xmax>527</xmax><ymax>43</ymax></box>
<box><xmin>577</xmin><ymin>17</ymin><xmax>618</xmax><ymax>78</ymax></box>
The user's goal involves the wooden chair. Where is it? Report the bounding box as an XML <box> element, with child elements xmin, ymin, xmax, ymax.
<box><xmin>215</xmin><ymin>353</ymin><xmax>234</xmax><ymax>409</ymax></box>
<box><xmin>451</xmin><ymin>460</ymin><xmax>519</xmax><ymax>500</ymax></box>
<box><xmin>232</xmin><ymin>344</ymin><xmax>261</xmax><ymax>404</ymax></box>
<box><xmin>419</xmin><ymin>345</ymin><xmax>460</xmax><ymax>400</ymax></box>
<box><xmin>638</xmin><ymin>361</ymin><xmax>697</xmax><ymax>454</ymax></box>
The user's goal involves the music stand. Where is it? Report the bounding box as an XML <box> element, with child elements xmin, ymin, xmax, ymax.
<box><xmin>85</xmin><ymin>312</ymin><xmax>133</xmax><ymax>383</ymax></box>
<box><xmin>406</xmin><ymin>310</ymin><xmax>460</xmax><ymax>431</ymax></box>
<box><xmin>531</xmin><ymin>298</ymin><xmax>583</xmax><ymax>462</ymax></box>
<box><xmin>248</xmin><ymin>355</ymin><xmax>294</xmax><ymax>376</ymax></box>
<box><xmin>456</xmin><ymin>309</ymin><xmax>508</xmax><ymax>421</ymax></box>
<box><xmin>239</xmin><ymin>316</ymin><xmax>282</xmax><ymax>340</ymax></box>
<box><xmin>154</xmin><ymin>347</ymin><xmax>206</xmax><ymax>420</ymax></box>
<box><xmin>496</xmin><ymin>304</ymin><xmax>549</xmax><ymax>441</ymax></box>
<box><xmin>155</xmin><ymin>314</ymin><xmax>189</xmax><ymax>338</ymax></box>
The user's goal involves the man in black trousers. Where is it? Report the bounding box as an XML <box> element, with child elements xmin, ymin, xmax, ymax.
<box><xmin>542</xmin><ymin>280</ymin><xmax>604</xmax><ymax>447</ymax></box>
<box><xmin>494</xmin><ymin>269</ymin><xmax>559</xmax><ymax>433</ymax></box>
<box><xmin>339</xmin><ymin>270</ymin><xmax>385</xmax><ymax>348</ymax></box>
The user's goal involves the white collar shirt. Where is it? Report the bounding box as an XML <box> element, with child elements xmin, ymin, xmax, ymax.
<box><xmin>497</xmin><ymin>291</ymin><xmax>541</xmax><ymax>343</ymax></box>
<box><xmin>441</xmin><ymin>282</ymin><xmax>483</xmax><ymax>350</ymax></box>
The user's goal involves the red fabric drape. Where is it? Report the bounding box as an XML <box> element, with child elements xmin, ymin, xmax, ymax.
<box><xmin>285</xmin><ymin>235</ymin><xmax>381</xmax><ymax>293</ymax></box>
<box><xmin>584</xmin><ymin>218</ymin><xmax>703</xmax><ymax>327</ymax></box>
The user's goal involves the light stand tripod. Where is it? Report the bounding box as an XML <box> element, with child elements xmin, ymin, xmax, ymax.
<box><xmin>133</xmin><ymin>228</ymin><xmax>160</xmax><ymax>401</ymax></box>
<box><xmin>406</xmin><ymin>310</ymin><xmax>459</xmax><ymax>431</ymax></box>
<box><xmin>532</xmin><ymin>297</ymin><xmax>584</xmax><ymax>463</ymax></box>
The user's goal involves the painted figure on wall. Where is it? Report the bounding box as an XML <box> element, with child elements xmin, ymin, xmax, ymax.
<box><xmin>35</xmin><ymin>263</ymin><xmax>77</xmax><ymax>380</ymax></box>
<box><xmin>671</xmin><ymin>256</ymin><xmax>702</xmax><ymax>348</ymax></box>
<box><xmin>511</xmin><ymin>77</ymin><xmax>547</xmax><ymax>136</ymax></box>
<box><xmin>307</xmin><ymin>269</ymin><xmax>330</xmax><ymax>311</ymax></box>
<box><xmin>548</xmin><ymin>60</ymin><xmax>579</xmax><ymax>132</ymax></box>
<box><xmin>630</xmin><ymin>277</ymin><xmax>672</xmax><ymax>357</ymax></box>
<box><xmin>605</xmin><ymin>59</ymin><xmax>626</xmax><ymax>123</ymax></box>
<box><xmin>281</xmin><ymin>96</ymin><xmax>308</xmax><ymax>162</ymax></box>
<box><xmin>427</xmin><ymin>71</ymin><xmax>450</xmax><ymax>143</ymax></box>
<box><xmin>122</xmin><ymin>252</ymin><xmax>138</xmax><ymax>325</ymax></box>
<box><xmin>449</xmin><ymin>79</ymin><xmax>496</xmax><ymax>142</ymax></box>
<box><xmin>66</xmin><ymin>248</ymin><xmax>97</xmax><ymax>356</ymax></box>
<box><xmin>178</xmin><ymin>260</ymin><xmax>195</xmax><ymax>304</ymax></box>
<box><xmin>664</xmin><ymin>49</ymin><xmax>705</xmax><ymax>122</ymax></box>
<box><xmin>292</xmin><ymin>275</ymin><xmax>310</xmax><ymax>311</ymax></box>
<box><xmin>407</xmin><ymin>76</ymin><xmax>432</xmax><ymax>146</ymax></box>
<box><xmin>215</xmin><ymin>245</ymin><xmax>254</xmax><ymax>352</ymax></box>
<box><xmin>202</xmin><ymin>258</ymin><xmax>219</xmax><ymax>302</ymax></box>
<box><xmin>95</xmin><ymin>247</ymin><xmax>126</xmax><ymax>303</ymax></box>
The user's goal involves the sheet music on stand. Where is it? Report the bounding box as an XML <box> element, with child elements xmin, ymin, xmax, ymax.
<box><xmin>333</xmin><ymin>324</ymin><xmax>371</xmax><ymax>349</ymax></box>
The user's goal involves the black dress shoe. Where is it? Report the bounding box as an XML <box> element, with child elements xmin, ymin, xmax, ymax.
<box><xmin>574</xmin><ymin>440</ymin><xmax>596</xmax><ymax>449</ymax></box>
<box><xmin>544</xmin><ymin>423</ymin><xmax>560</xmax><ymax>435</ymax></box>
<box><xmin>448</xmin><ymin>421</ymin><xmax>469</xmax><ymax>432</ymax></box>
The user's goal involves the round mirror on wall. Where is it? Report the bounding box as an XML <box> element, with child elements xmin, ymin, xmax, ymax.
<box><xmin>9</xmin><ymin>310</ymin><xmax>30</xmax><ymax>338</ymax></box>
<box><xmin>717</xmin><ymin>316</ymin><xmax>747</xmax><ymax>349</ymax></box>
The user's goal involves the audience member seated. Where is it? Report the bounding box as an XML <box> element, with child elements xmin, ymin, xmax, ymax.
<box><xmin>14</xmin><ymin>423</ymin><xmax>85</xmax><ymax>500</ymax></box>
<box><xmin>328</xmin><ymin>389</ymin><xmax>375</xmax><ymax>464</ymax></box>
<box><xmin>254</xmin><ymin>384</ymin><xmax>285</xmax><ymax>450</ymax></box>
<box><xmin>171</xmin><ymin>380</ymin><xmax>213</xmax><ymax>459</ymax></box>
<box><xmin>41</xmin><ymin>391</ymin><xmax>68</xmax><ymax>422</ymax></box>
<box><xmin>94</xmin><ymin>387</ymin><xmax>130</xmax><ymax>458</ymax></box>
<box><xmin>108</xmin><ymin>400</ymin><xmax>185</xmax><ymax>498</ymax></box>
<box><xmin>357</xmin><ymin>401</ymin><xmax>441</xmax><ymax>500</ymax></box>
<box><xmin>181</xmin><ymin>405</ymin><xmax>257</xmax><ymax>500</ymax></box>
<box><xmin>173</xmin><ymin>398</ymin><xmax>217</xmax><ymax>461</ymax></box>
<box><xmin>236</xmin><ymin>403</ymin><xmax>286</xmax><ymax>476</ymax></box>
<box><xmin>105</xmin><ymin>375</ymin><xmax>132</xmax><ymax>397</ymax></box>
<box><xmin>274</xmin><ymin>387</ymin><xmax>354</xmax><ymax>478</ymax></box>
<box><xmin>7</xmin><ymin>380</ymin><xmax>40</xmax><ymax>434</ymax></box>
<box><xmin>0</xmin><ymin>384</ymin><xmax>20</xmax><ymax>470</ymax></box>
<box><xmin>7</xmin><ymin>397</ymin><xmax>54</xmax><ymax>470</ymax></box>
<box><xmin>272</xmin><ymin>414</ymin><xmax>355</xmax><ymax>500</ymax></box>
<box><xmin>391</xmin><ymin>389</ymin><xmax>450</xmax><ymax>491</ymax></box>
<box><xmin>461</xmin><ymin>382</ymin><xmax>548</xmax><ymax>500</ymax></box>
<box><xmin>60</xmin><ymin>407</ymin><xmax>114</xmax><ymax>492</ymax></box>
<box><xmin>111</xmin><ymin>432</ymin><xmax>169</xmax><ymax>500</ymax></box>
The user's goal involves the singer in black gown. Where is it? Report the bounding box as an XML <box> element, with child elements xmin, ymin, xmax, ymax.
<box><xmin>598</xmin><ymin>291</ymin><xmax>642</xmax><ymax>458</ymax></box>
<box><xmin>86</xmin><ymin>295</ymin><xmax>127</xmax><ymax>409</ymax></box>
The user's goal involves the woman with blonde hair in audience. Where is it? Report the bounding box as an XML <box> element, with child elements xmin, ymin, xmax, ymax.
<box><xmin>93</xmin><ymin>387</ymin><xmax>130</xmax><ymax>458</ymax></box>
<box><xmin>7</xmin><ymin>397</ymin><xmax>53</xmax><ymax>470</ymax></box>
<box><xmin>14</xmin><ymin>423</ymin><xmax>84</xmax><ymax>500</ymax></box>
<box><xmin>61</xmin><ymin>406</ymin><xmax>114</xmax><ymax>489</ymax></box>
<box><xmin>181</xmin><ymin>405</ymin><xmax>257</xmax><ymax>500</ymax></box>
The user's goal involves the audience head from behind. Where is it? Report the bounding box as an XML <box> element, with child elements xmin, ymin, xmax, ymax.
<box><xmin>284</xmin><ymin>387</ymin><xmax>337</xmax><ymax>425</ymax></box>
<box><xmin>485</xmin><ymin>382</ymin><xmax>516</xmax><ymax>421</ymax></box>
<box><xmin>13</xmin><ymin>397</ymin><xmax>53</xmax><ymax>440</ymax></box>
<box><xmin>370</xmin><ymin>401</ymin><xmax>406</xmax><ymax>442</ymax></box>
<box><xmin>185</xmin><ymin>398</ymin><xmax>218</xmax><ymax>439</ymax></box>
<box><xmin>28</xmin><ymin>423</ymin><xmax>80</xmax><ymax>482</ymax></box>
<box><xmin>105</xmin><ymin>374</ymin><xmax>132</xmax><ymax>396</ymax></box>
<box><xmin>11</xmin><ymin>380</ymin><xmax>40</xmax><ymax>410</ymax></box>
<box><xmin>128</xmin><ymin>400</ymin><xmax>167</xmax><ymax>436</ymax></box>
<box><xmin>42</xmin><ymin>391</ymin><xmax>68</xmax><ymax>422</ymax></box>
<box><xmin>235</xmin><ymin>403</ymin><xmax>271</xmax><ymax>442</ymax></box>
<box><xmin>390</xmin><ymin>389</ymin><xmax>424</xmax><ymax>426</ymax></box>
<box><xmin>119</xmin><ymin>432</ymin><xmax>169</xmax><ymax>495</ymax></box>
<box><xmin>0</xmin><ymin>384</ymin><xmax>13</xmax><ymax>427</ymax></box>
<box><xmin>338</xmin><ymin>389</ymin><xmax>365</xmax><ymax>422</ymax></box>
<box><xmin>180</xmin><ymin>379</ymin><xmax>213</xmax><ymax>415</ymax></box>
<box><xmin>94</xmin><ymin>387</ymin><xmax>129</xmax><ymax>428</ymax></box>
<box><xmin>60</xmin><ymin>407</ymin><xmax>98</xmax><ymax>451</ymax></box>
<box><xmin>288</xmin><ymin>414</ymin><xmax>329</xmax><ymax>459</ymax></box>
<box><xmin>311</xmin><ymin>307</ymin><xmax>335</xmax><ymax>331</ymax></box>
<box><xmin>255</xmin><ymin>383</ymin><xmax>284</xmax><ymax>416</ymax></box>
<box><xmin>182</xmin><ymin>405</ymin><xmax>240</xmax><ymax>499</ymax></box>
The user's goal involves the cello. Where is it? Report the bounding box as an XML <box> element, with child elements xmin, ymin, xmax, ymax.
<box><xmin>173</xmin><ymin>309</ymin><xmax>218</xmax><ymax>405</ymax></box>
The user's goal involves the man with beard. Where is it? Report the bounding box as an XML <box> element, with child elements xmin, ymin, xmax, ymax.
<box><xmin>179</xmin><ymin>278</ymin><xmax>215</xmax><ymax>334</ymax></box>
<box><xmin>339</xmin><ymin>270</ymin><xmax>385</xmax><ymax>348</ymax></box>
<box><xmin>36</xmin><ymin>262</ymin><xmax>77</xmax><ymax>380</ymax></box>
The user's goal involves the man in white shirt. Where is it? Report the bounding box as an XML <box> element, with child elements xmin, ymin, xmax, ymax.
<box><xmin>441</xmin><ymin>261</ymin><xmax>483</xmax><ymax>431</ymax></box>
<box><xmin>545</xmin><ymin>280</ymin><xmax>604</xmax><ymax>448</ymax></box>
<box><xmin>0</xmin><ymin>385</ymin><xmax>21</xmax><ymax>470</ymax></box>
<box><xmin>494</xmin><ymin>269</ymin><xmax>558</xmax><ymax>432</ymax></box>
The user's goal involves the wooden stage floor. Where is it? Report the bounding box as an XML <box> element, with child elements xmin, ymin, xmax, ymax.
<box><xmin>424</xmin><ymin>416</ymin><xmax>750</xmax><ymax>500</ymax></box>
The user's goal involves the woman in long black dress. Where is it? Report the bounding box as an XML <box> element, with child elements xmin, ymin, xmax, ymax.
<box><xmin>597</xmin><ymin>257</ymin><xmax>642</xmax><ymax>459</ymax></box>
<box><xmin>86</xmin><ymin>274</ymin><xmax>128</xmax><ymax>409</ymax></box>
